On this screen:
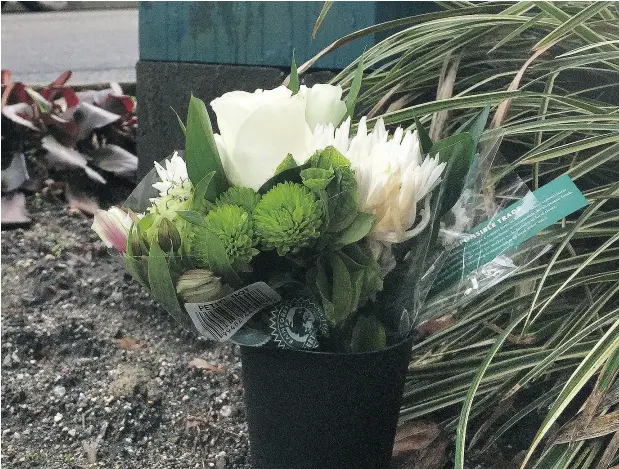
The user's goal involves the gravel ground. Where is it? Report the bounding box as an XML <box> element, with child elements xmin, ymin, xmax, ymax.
<box><xmin>1</xmin><ymin>195</ymin><xmax>250</xmax><ymax>468</ymax></box>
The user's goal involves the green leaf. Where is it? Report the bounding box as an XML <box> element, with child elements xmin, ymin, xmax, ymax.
<box><xmin>455</xmin><ymin>309</ymin><xmax>530</xmax><ymax>469</ymax></box>
<box><xmin>350</xmin><ymin>315</ymin><xmax>387</xmax><ymax>352</ymax></box>
<box><xmin>312</xmin><ymin>1</ymin><xmax>333</xmax><ymax>39</ymax></box>
<box><xmin>337</xmin><ymin>250</ymin><xmax>365</xmax><ymax>312</ymax></box>
<box><xmin>325</xmin><ymin>166</ymin><xmax>359</xmax><ymax>233</ymax></box>
<box><xmin>258</xmin><ymin>164</ymin><xmax>306</xmax><ymax>194</ymax></box>
<box><xmin>288</xmin><ymin>51</ymin><xmax>300</xmax><ymax>94</ymax></box>
<box><xmin>176</xmin><ymin>210</ymin><xmax>207</xmax><ymax>227</ymax></box>
<box><xmin>301</xmin><ymin>167</ymin><xmax>335</xmax><ymax>192</ymax></box>
<box><xmin>343</xmin><ymin>243</ymin><xmax>383</xmax><ymax>305</ymax></box>
<box><xmin>533</xmin><ymin>2</ymin><xmax>613</xmax><ymax>51</ymax></box>
<box><xmin>330</xmin><ymin>254</ymin><xmax>353</xmax><ymax>324</ymax></box>
<box><xmin>191</xmin><ymin>171</ymin><xmax>215</xmax><ymax>211</ymax></box>
<box><xmin>334</xmin><ymin>212</ymin><xmax>375</xmax><ymax>247</ymax></box>
<box><xmin>345</xmin><ymin>52</ymin><xmax>364</xmax><ymax>118</ymax></box>
<box><xmin>310</xmin><ymin>146</ymin><xmax>351</xmax><ymax>169</ymax></box>
<box><xmin>185</xmin><ymin>95</ymin><xmax>228</xmax><ymax>198</ymax></box>
<box><xmin>312</xmin><ymin>259</ymin><xmax>334</xmax><ymax>321</ymax></box>
<box><xmin>430</xmin><ymin>132</ymin><xmax>475</xmax><ymax>216</ymax></box>
<box><xmin>413</xmin><ymin>114</ymin><xmax>434</xmax><ymax>154</ymax></box>
<box><xmin>455</xmin><ymin>104</ymin><xmax>490</xmax><ymax>150</ymax></box>
<box><xmin>170</xmin><ymin>106</ymin><xmax>186</xmax><ymax>136</ymax></box>
<box><xmin>275</xmin><ymin>154</ymin><xmax>298</xmax><ymax>175</ymax></box>
<box><xmin>193</xmin><ymin>228</ymin><xmax>242</xmax><ymax>288</ymax></box>
<box><xmin>137</xmin><ymin>213</ymin><xmax>155</xmax><ymax>235</ymax></box>
<box><xmin>521</xmin><ymin>318</ymin><xmax>619</xmax><ymax>467</ymax></box>
<box><xmin>147</xmin><ymin>242</ymin><xmax>192</xmax><ymax>329</ymax></box>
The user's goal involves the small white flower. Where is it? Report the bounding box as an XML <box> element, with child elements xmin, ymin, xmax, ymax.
<box><xmin>152</xmin><ymin>151</ymin><xmax>190</xmax><ymax>196</ymax></box>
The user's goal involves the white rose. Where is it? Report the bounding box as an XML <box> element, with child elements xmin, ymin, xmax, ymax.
<box><xmin>299</xmin><ymin>84</ymin><xmax>347</xmax><ymax>131</ymax></box>
<box><xmin>210</xmin><ymin>85</ymin><xmax>346</xmax><ymax>190</ymax></box>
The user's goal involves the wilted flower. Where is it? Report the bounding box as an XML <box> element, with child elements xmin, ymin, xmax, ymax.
<box><xmin>210</xmin><ymin>84</ymin><xmax>346</xmax><ymax>190</ymax></box>
<box><xmin>176</xmin><ymin>269</ymin><xmax>225</xmax><ymax>303</ymax></box>
<box><xmin>254</xmin><ymin>182</ymin><xmax>323</xmax><ymax>256</ymax></box>
<box><xmin>91</xmin><ymin>206</ymin><xmax>134</xmax><ymax>253</ymax></box>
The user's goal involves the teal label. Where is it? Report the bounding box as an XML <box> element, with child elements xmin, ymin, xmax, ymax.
<box><xmin>433</xmin><ymin>175</ymin><xmax>588</xmax><ymax>292</ymax></box>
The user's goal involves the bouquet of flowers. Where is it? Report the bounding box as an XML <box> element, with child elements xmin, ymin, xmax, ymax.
<box><xmin>91</xmin><ymin>76</ymin><xmax>493</xmax><ymax>353</ymax></box>
<box><xmin>91</xmin><ymin>69</ymin><xmax>588</xmax><ymax>468</ymax></box>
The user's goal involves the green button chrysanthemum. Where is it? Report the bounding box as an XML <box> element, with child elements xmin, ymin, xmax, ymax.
<box><xmin>194</xmin><ymin>204</ymin><xmax>258</xmax><ymax>270</ymax></box>
<box><xmin>216</xmin><ymin>186</ymin><xmax>262</xmax><ymax>213</ymax></box>
<box><xmin>254</xmin><ymin>182</ymin><xmax>323</xmax><ymax>256</ymax></box>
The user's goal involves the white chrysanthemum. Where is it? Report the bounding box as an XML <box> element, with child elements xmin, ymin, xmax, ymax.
<box><xmin>152</xmin><ymin>151</ymin><xmax>190</xmax><ymax>196</ymax></box>
<box><xmin>312</xmin><ymin>117</ymin><xmax>446</xmax><ymax>245</ymax></box>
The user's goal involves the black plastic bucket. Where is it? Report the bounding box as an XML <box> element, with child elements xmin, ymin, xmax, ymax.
<box><xmin>240</xmin><ymin>336</ymin><xmax>413</xmax><ymax>469</ymax></box>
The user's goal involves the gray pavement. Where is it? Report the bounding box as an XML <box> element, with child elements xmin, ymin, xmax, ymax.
<box><xmin>1</xmin><ymin>9</ymin><xmax>139</xmax><ymax>85</ymax></box>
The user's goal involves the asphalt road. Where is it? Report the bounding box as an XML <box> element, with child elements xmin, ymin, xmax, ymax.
<box><xmin>1</xmin><ymin>9</ymin><xmax>139</xmax><ymax>85</ymax></box>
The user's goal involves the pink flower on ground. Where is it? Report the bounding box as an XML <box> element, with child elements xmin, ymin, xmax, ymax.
<box><xmin>91</xmin><ymin>206</ymin><xmax>133</xmax><ymax>253</ymax></box>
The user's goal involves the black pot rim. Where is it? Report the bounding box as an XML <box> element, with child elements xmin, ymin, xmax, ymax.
<box><xmin>240</xmin><ymin>332</ymin><xmax>414</xmax><ymax>357</ymax></box>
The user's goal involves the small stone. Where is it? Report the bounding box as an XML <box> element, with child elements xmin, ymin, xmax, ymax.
<box><xmin>182</xmin><ymin>395</ymin><xmax>190</xmax><ymax>402</ymax></box>
<box><xmin>215</xmin><ymin>451</ymin><xmax>227</xmax><ymax>469</ymax></box>
<box><xmin>53</xmin><ymin>385</ymin><xmax>66</xmax><ymax>398</ymax></box>
<box><xmin>13</xmin><ymin>432</ymin><xmax>20</xmax><ymax>439</ymax></box>
<box><xmin>68</xmin><ymin>429</ymin><xmax>77</xmax><ymax>437</ymax></box>
<box><xmin>220</xmin><ymin>405</ymin><xmax>232</xmax><ymax>417</ymax></box>
<box><xmin>108</xmin><ymin>365</ymin><xmax>150</xmax><ymax>398</ymax></box>
<box><xmin>110</xmin><ymin>291</ymin><xmax>123</xmax><ymax>303</ymax></box>
<box><xmin>11</xmin><ymin>351</ymin><xmax>20</xmax><ymax>363</ymax></box>
<box><xmin>54</xmin><ymin>413</ymin><xmax>63</xmax><ymax>423</ymax></box>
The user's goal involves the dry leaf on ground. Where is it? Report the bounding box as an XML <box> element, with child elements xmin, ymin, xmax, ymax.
<box><xmin>188</xmin><ymin>358</ymin><xmax>225</xmax><ymax>373</ymax></box>
<box><xmin>117</xmin><ymin>337</ymin><xmax>144</xmax><ymax>350</ymax></box>
<box><xmin>392</xmin><ymin>421</ymin><xmax>447</xmax><ymax>469</ymax></box>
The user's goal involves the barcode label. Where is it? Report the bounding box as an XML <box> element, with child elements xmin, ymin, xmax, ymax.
<box><xmin>185</xmin><ymin>282</ymin><xmax>281</xmax><ymax>342</ymax></box>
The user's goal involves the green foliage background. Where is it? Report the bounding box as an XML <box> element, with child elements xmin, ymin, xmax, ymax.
<box><xmin>312</xmin><ymin>2</ymin><xmax>619</xmax><ymax>468</ymax></box>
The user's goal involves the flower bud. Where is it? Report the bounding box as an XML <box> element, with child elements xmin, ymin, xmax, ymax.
<box><xmin>130</xmin><ymin>231</ymin><xmax>146</xmax><ymax>257</ymax></box>
<box><xmin>176</xmin><ymin>269</ymin><xmax>224</xmax><ymax>303</ymax></box>
<box><xmin>91</xmin><ymin>206</ymin><xmax>132</xmax><ymax>253</ymax></box>
<box><xmin>158</xmin><ymin>217</ymin><xmax>182</xmax><ymax>252</ymax></box>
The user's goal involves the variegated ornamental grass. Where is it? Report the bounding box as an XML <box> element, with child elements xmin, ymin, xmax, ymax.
<box><xmin>311</xmin><ymin>2</ymin><xmax>619</xmax><ymax>468</ymax></box>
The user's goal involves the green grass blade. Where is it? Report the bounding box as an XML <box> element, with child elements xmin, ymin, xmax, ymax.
<box><xmin>312</xmin><ymin>1</ymin><xmax>333</xmax><ymax>39</ymax></box>
<box><xmin>521</xmin><ymin>318</ymin><xmax>619</xmax><ymax>468</ymax></box>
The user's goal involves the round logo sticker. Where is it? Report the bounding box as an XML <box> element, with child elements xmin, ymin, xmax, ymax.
<box><xmin>269</xmin><ymin>298</ymin><xmax>328</xmax><ymax>349</ymax></box>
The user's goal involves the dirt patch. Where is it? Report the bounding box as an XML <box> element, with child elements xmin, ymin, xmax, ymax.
<box><xmin>1</xmin><ymin>196</ymin><xmax>249</xmax><ymax>468</ymax></box>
